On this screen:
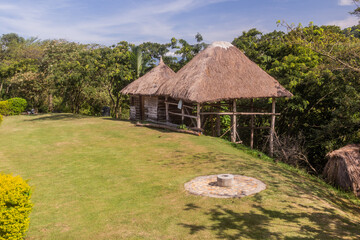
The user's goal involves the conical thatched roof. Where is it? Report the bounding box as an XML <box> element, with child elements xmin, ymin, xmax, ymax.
<box><xmin>156</xmin><ymin>41</ymin><xmax>292</xmax><ymax>103</ymax></box>
<box><xmin>324</xmin><ymin>144</ymin><xmax>360</xmax><ymax>197</ymax></box>
<box><xmin>121</xmin><ymin>58</ymin><xmax>175</xmax><ymax>95</ymax></box>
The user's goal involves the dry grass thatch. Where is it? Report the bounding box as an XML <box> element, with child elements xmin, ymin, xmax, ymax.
<box><xmin>156</xmin><ymin>41</ymin><xmax>292</xmax><ymax>103</ymax></box>
<box><xmin>323</xmin><ymin>144</ymin><xmax>360</xmax><ymax>197</ymax></box>
<box><xmin>120</xmin><ymin>58</ymin><xmax>175</xmax><ymax>95</ymax></box>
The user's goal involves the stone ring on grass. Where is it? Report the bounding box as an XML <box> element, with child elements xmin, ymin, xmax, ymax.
<box><xmin>184</xmin><ymin>174</ymin><xmax>266</xmax><ymax>198</ymax></box>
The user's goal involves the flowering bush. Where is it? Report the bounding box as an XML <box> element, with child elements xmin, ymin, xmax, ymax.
<box><xmin>0</xmin><ymin>173</ymin><xmax>33</xmax><ymax>239</ymax></box>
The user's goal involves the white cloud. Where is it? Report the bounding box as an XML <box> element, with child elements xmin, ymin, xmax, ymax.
<box><xmin>327</xmin><ymin>16</ymin><xmax>359</xmax><ymax>28</ymax></box>
<box><xmin>0</xmin><ymin>4</ymin><xmax>17</xmax><ymax>10</ymax></box>
<box><xmin>0</xmin><ymin>0</ymin><xmax>232</xmax><ymax>45</ymax></box>
<box><xmin>338</xmin><ymin>0</ymin><xmax>354</xmax><ymax>6</ymax></box>
<box><xmin>165</xmin><ymin>51</ymin><xmax>181</xmax><ymax>57</ymax></box>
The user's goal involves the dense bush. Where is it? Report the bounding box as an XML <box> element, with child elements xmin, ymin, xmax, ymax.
<box><xmin>0</xmin><ymin>114</ymin><xmax>3</xmax><ymax>124</ymax></box>
<box><xmin>7</xmin><ymin>98</ymin><xmax>27</xmax><ymax>115</ymax></box>
<box><xmin>0</xmin><ymin>101</ymin><xmax>10</xmax><ymax>116</ymax></box>
<box><xmin>0</xmin><ymin>173</ymin><xmax>33</xmax><ymax>240</ymax></box>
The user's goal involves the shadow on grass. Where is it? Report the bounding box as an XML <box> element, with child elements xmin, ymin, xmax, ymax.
<box><xmin>184</xmin><ymin>203</ymin><xmax>201</xmax><ymax>211</ymax></box>
<box><xmin>24</xmin><ymin>113</ymin><xmax>89</xmax><ymax>121</ymax></box>
<box><xmin>180</xmin><ymin>203</ymin><xmax>360</xmax><ymax>239</ymax></box>
<box><xmin>101</xmin><ymin>118</ymin><xmax>131</xmax><ymax>123</ymax></box>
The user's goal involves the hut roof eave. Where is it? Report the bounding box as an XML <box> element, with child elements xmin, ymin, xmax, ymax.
<box><xmin>165</xmin><ymin>93</ymin><xmax>292</xmax><ymax>104</ymax></box>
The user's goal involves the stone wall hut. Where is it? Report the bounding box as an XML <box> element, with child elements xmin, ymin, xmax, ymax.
<box><xmin>156</xmin><ymin>41</ymin><xmax>293</xmax><ymax>156</ymax></box>
<box><xmin>121</xmin><ymin>58</ymin><xmax>175</xmax><ymax>122</ymax></box>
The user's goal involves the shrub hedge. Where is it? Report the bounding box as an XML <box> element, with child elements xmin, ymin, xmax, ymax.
<box><xmin>0</xmin><ymin>114</ymin><xmax>3</xmax><ymax>124</ymax></box>
<box><xmin>0</xmin><ymin>101</ymin><xmax>10</xmax><ymax>116</ymax></box>
<box><xmin>7</xmin><ymin>98</ymin><xmax>27</xmax><ymax>115</ymax></box>
<box><xmin>0</xmin><ymin>98</ymin><xmax>27</xmax><ymax>116</ymax></box>
<box><xmin>0</xmin><ymin>173</ymin><xmax>33</xmax><ymax>240</ymax></box>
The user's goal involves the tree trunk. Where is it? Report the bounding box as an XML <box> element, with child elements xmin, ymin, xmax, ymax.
<box><xmin>114</xmin><ymin>95</ymin><xmax>121</xmax><ymax>119</ymax></box>
<box><xmin>48</xmin><ymin>92</ymin><xmax>53</xmax><ymax>112</ymax></box>
<box><xmin>0</xmin><ymin>80</ymin><xmax>3</xmax><ymax>97</ymax></box>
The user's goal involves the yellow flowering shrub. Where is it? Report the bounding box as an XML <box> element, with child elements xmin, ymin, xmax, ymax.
<box><xmin>0</xmin><ymin>174</ymin><xmax>33</xmax><ymax>240</ymax></box>
<box><xmin>0</xmin><ymin>101</ymin><xmax>10</xmax><ymax>116</ymax></box>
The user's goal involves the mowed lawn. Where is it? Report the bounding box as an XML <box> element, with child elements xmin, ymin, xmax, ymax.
<box><xmin>1</xmin><ymin>114</ymin><xmax>360</xmax><ymax>240</ymax></box>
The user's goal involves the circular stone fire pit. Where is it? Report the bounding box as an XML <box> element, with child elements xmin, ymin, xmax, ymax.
<box><xmin>184</xmin><ymin>174</ymin><xmax>266</xmax><ymax>198</ymax></box>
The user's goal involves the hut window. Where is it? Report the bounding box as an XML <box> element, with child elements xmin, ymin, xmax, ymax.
<box><xmin>130</xmin><ymin>96</ymin><xmax>135</xmax><ymax>106</ymax></box>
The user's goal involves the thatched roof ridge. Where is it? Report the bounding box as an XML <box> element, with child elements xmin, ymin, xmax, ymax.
<box><xmin>156</xmin><ymin>41</ymin><xmax>292</xmax><ymax>103</ymax></box>
<box><xmin>121</xmin><ymin>57</ymin><xmax>175</xmax><ymax>96</ymax></box>
<box><xmin>324</xmin><ymin>144</ymin><xmax>360</xmax><ymax>197</ymax></box>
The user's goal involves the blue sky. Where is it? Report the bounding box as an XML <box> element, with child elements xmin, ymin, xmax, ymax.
<box><xmin>0</xmin><ymin>0</ymin><xmax>358</xmax><ymax>46</ymax></box>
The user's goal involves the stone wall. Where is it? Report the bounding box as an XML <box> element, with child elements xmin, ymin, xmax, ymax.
<box><xmin>130</xmin><ymin>95</ymin><xmax>141</xmax><ymax>121</ymax></box>
<box><xmin>144</xmin><ymin>96</ymin><xmax>158</xmax><ymax>121</ymax></box>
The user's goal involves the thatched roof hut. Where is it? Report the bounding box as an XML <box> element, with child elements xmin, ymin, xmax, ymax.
<box><xmin>120</xmin><ymin>41</ymin><xmax>293</xmax><ymax>154</ymax></box>
<box><xmin>121</xmin><ymin>58</ymin><xmax>175</xmax><ymax>96</ymax></box>
<box><xmin>156</xmin><ymin>41</ymin><xmax>292</xmax><ymax>103</ymax></box>
<box><xmin>323</xmin><ymin>144</ymin><xmax>360</xmax><ymax>197</ymax></box>
<box><xmin>120</xmin><ymin>58</ymin><xmax>175</xmax><ymax>122</ymax></box>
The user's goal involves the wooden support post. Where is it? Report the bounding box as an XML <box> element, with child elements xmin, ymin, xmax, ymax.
<box><xmin>211</xmin><ymin>115</ymin><xmax>215</xmax><ymax>136</ymax></box>
<box><xmin>196</xmin><ymin>103</ymin><xmax>201</xmax><ymax>129</ymax></box>
<box><xmin>216</xmin><ymin>114</ymin><xmax>221</xmax><ymax>137</ymax></box>
<box><xmin>165</xmin><ymin>96</ymin><xmax>169</xmax><ymax>122</ymax></box>
<box><xmin>270</xmin><ymin>98</ymin><xmax>276</xmax><ymax>157</ymax></box>
<box><xmin>231</xmin><ymin>99</ymin><xmax>237</xmax><ymax>143</ymax></box>
<box><xmin>250</xmin><ymin>99</ymin><xmax>254</xmax><ymax>149</ymax></box>
<box><xmin>181</xmin><ymin>107</ymin><xmax>184</xmax><ymax>124</ymax></box>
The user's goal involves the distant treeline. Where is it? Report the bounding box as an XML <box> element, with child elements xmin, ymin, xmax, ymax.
<box><xmin>1</xmin><ymin>24</ymin><xmax>360</xmax><ymax>172</ymax></box>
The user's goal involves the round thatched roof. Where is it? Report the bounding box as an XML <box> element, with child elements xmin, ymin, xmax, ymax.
<box><xmin>121</xmin><ymin>58</ymin><xmax>175</xmax><ymax>96</ymax></box>
<box><xmin>156</xmin><ymin>41</ymin><xmax>293</xmax><ymax>103</ymax></box>
<box><xmin>324</xmin><ymin>144</ymin><xmax>360</xmax><ymax>197</ymax></box>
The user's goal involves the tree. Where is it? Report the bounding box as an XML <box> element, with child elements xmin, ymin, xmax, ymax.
<box><xmin>0</xmin><ymin>34</ymin><xmax>43</xmax><ymax>101</ymax></box>
<box><xmin>95</xmin><ymin>42</ymin><xmax>133</xmax><ymax>118</ymax></box>
<box><xmin>130</xmin><ymin>45</ymin><xmax>143</xmax><ymax>79</ymax></box>
<box><xmin>232</xmin><ymin>27</ymin><xmax>360</xmax><ymax>171</ymax></box>
<box><xmin>166</xmin><ymin>33</ymin><xmax>208</xmax><ymax>71</ymax></box>
<box><xmin>351</xmin><ymin>0</ymin><xmax>360</xmax><ymax>19</ymax></box>
<box><xmin>282</xmin><ymin>22</ymin><xmax>360</xmax><ymax>73</ymax></box>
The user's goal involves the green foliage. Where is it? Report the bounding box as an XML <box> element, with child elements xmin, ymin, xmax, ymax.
<box><xmin>0</xmin><ymin>98</ymin><xmax>28</xmax><ymax>115</ymax></box>
<box><xmin>8</xmin><ymin>97</ymin><xmax>27</xmax><ymax>115</ymax></box>
<box><xmin>164</xmin><ymin>33</ymin><xmax>208</xmax><ymax>72</ymax></box>
<box><xmin>232</xmin><ymin>25</ymin><xmax>360</xmax><ymax>171</ymax></box>
<box><xmin>0</xmin><ymin>101</ymin><xmax>10</xmax><ymax>116</ymax></box>
<box><xmin>0</xmin><ymin>173</ymin><xmax>33</xmax><ymax>240</ymax></box>
<box><xmin>178</xmin><ymin>124</ymin><xmax>188</xmax><ymax>130</ymax></box>
<box><xmin>0</xmin><ymin>114</ymin><xmax>3</xmax><ymax>124</ymax></box>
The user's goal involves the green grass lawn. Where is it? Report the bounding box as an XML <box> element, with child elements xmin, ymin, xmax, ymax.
<box><xmin>1</xmin><ymin>114</ymin><xmax>360</xmax><ymax>240</ymax></box>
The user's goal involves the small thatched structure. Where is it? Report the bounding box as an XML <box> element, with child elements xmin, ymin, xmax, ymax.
<box><xmin>323</xmin><ymin>144</ymin><xmax>360</xmax><ymax>197</ymax></box>
<box><xmin>156</xmin><ymin>41</ymin><xmax>292</xmax><ymax>103</ymax></box>
<box><xmin>120</xmin><ymin>58</ymin><xmax>175</xmax><ymax>121</ymax></box>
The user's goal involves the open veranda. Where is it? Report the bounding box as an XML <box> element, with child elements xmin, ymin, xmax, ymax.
<box><xmin>1</xmin><ymin>114</ymin><xmax>360</xmax><ymax>239</ymax></box>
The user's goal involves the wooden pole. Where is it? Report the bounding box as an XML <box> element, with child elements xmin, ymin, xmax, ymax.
<box><xmin>270</xmin><ymin>98</ymin><xmax>276</xmax><ymax>157</ymax></box>
<box><xmin>181</xmin><ymin>107</ymin><xmax>184</xmax><ymax>124</ymax></box>
<box><xmin>196</xmin><ymin>103</ymin><xmax>201</xmax><ymax>129</ymax></box>
<box><xmin>216</xmin><ymin>114</ymin><xmax>221</xmax><ymax>137</ymax></box>
<box><xmin>165</xmin><ymin>96</ymin><xmax>169</xmax><ymax>122</ymax></box>
<box><xmin>231</xmin><ymin>99</ymin><xmax>237</xmax><ymax>143</ymax></box>
<box><xmin>199</xmin><ymin>112</ymin><xmax>280</xmax><ymax>116</ymax></box>
<box><xmin>250</xmin><ymin>99</ymin><xmax>254</xmax><ymax>149</ymax></box>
